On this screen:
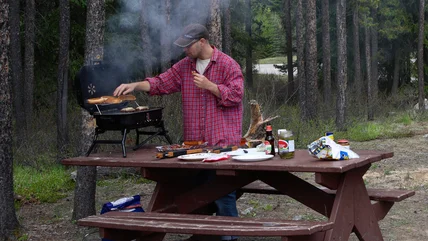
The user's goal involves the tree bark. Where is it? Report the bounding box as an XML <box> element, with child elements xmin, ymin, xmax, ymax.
<box><xmin>24</xmin><ymin>0</ymin><xmax>35</xmax><ymax>132</ymax></box>
<box><xmin>0</xmin><ymin>1</ymin><xmax>20</xmax><ymax>238</ymax></box>
<box><xmin>391</xmin><ymin>48</ymin><xmax>400</xmax><ymax>95</ymax></box>
<box><xmin>57</xmin><ymin>0</ymin><xmax>70</xmax><ymax>162</ymax></box>
<box><xmin>352</xmin><ymin>2</ymin><xmax>362</xmax><ymax>107</ymax></box>
<box><xmin>365</xmin><ymin>24</ymin><xmax>373</xmax><ymax>121</ymax></box>
<box><xmin>370</xmin><ymin>8</ymin><xmax>378</xmax><ymax>116</ymax></box>
<box><xmin>417</xmin><ymin>0</ymin><xmax>425</xmax><ymax>111</ymax></box>
<box><xmin>305</xmin><ymin>0</ymin><xmax>318</xmax><ymax>121</ymax></box>
<box><xmin>9</xmin><ymin>0</ymin><xmax>26</xmax><ymax>143</ymax></box>
<box><xmin>245</xmin><ymin>0</ymin><xmax>253</xmax><ymax>90</ymax></box>
<box><xmin>322</xmin><ymin>0</ymin><xmax>331</xmax><ymax>107</ymax></box>
<box><xmin>284</xmin><ymin>0</ymin><xmax>293</xmax><ymax>99</ymax></box>
<box><xmin>336</xmin><ymin>0</ymin><xmax>347</xmax><ymax>130</ymax></box>
<box><xmin>161</xmin><ymin>0</ymin><xmax>171</xmax><ymax>72</ymax></box>
<box><xmin>222</xmin><ymin>0</ymin><xmax>232</xmax><ymax>56</ymax></box>
<box><xmin>140</xmin><ymin>0</ymin><xmax>153</xmax><ymax>78</ymax></box>
<box><xmin>296</xmin><ymin>0</ymin><xmax>306</xmax><ymax>121</ymax></box>
<box><xmin>74</xmin><ymin>0</ymin><xmax>105</xmax><ymax>221</ymax></box>
<box><xmin>209</xmin><ymin>0</ymin><xmax>222</xmax><ymax>50</ymax></box>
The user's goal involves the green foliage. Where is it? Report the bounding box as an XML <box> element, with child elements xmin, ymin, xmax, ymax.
<box><xmin>14</xmin><ymin>165</ymin><xmax>74</xmax><ymax>204</ymax></box>
<box><xmin>345</xmin><ymin>122</ymin><xmax>382</xmax><ymax>141</ymax></box>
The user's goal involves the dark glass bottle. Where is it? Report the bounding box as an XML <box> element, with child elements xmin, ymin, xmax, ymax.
<box><xmin>264</xmin><ymin>125</ymin><xmax>275</xmax><ymax>156</ymax></box>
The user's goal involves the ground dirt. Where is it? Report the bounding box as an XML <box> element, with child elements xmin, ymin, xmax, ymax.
<box><xmin>17</xmin><ymin>123</ymin><xmax>428</xmax><ymax>241</ymax></box>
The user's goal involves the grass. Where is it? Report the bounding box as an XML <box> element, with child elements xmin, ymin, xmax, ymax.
<box><xmin>258</xmin><ymin>56</ymin><xmax>288</xmax><ymax>64</ymax></box>
<box><xmin>14</xmin><ymin>164</ymin><xmax>75</xmax><ymax>205</ymax></box>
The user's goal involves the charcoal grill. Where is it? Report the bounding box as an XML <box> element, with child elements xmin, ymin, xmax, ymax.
<box><xmin>75</xmin><ymin>63</ymin><xmax>172</xmax><ymax>157</ymax></box>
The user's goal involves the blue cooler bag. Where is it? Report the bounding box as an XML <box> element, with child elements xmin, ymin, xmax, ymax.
<box><xmin>100</xmin><ymin>195</ymin><xmax>144</xmax><ymax>241</ymax></box>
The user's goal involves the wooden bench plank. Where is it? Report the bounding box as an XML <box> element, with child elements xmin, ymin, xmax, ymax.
<box><xmin>79</xmin><ymin>212</ymin><xmax>333</xmax><ymax>237</ymax></box>
<box><xmin>239</xmin><ymin>180</ymin><xmax>415</xmax><ymax>202</ymax></box>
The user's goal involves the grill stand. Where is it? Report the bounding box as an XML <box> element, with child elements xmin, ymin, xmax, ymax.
<box><xmin>85</xmin><ymin>120</ymin><xmax>172</xmax><ymax>158</ymax></box>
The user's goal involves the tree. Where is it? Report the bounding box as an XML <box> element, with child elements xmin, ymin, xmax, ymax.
<box><xmin>365</xmin><ymin>23</ymin><xmax>373</xmax><ymax>120</ymax></box>
<box><xmin>74</xmin><ymin>0</ymin><xmax>105</xmax><ymax>220</ymax></box>
<box><xmin>140</xmin><ymin>0</ymin><xmax>153</xmax><ymax>77</ymax></box>
<box><xmin>57</xmin><ymin>0</ymin><xmax>70</xmax><ymax>162</ymax></box>
<box><xmin>352</xmin><ymin>1</ymin><xmax>362</xmax><ymax>106</ymax></box>
<box><xmin>370</xmin><ymin>7</ymin><xmax>379</xmax><ymax>115</ymax></box>
<box><xmin>0</xmin><ymin>0</ymin><xmax>20</xmax><ymax>238</ymax></box>
<box><xmin>9</xmin><ymin>0</ymin><xmax>26</xmax><ymax>144</ymax></box>
<box><xmin>305</xmin><ymin>0</ymin><xmax>318</xmax><ymax>120</ymax></box>
<box><xmin>24</xmin><ymin>0</ymin><xmax>35</xmax><ymax>132</ymax></box>
<box><xmin>322</xmin><ymin>0</ymin><xmax>332</xmax><ymax>107</ymax></box>
<box><xmin>296</xmin><ymin>0</ymin><xmax>306</xmax><ymax>121</ymax></box>
<box><xmin>336</xmin><ymin>0</ymin><xmax>347</xmax><ymax>130</ymax></box>
<box><xmin>245</xmin><ymin>0</ymin><xmax>253</xmax><ymax>89</ymax></box>
<box><xmin>209</xmin><ymin>0</ymin><xmax>222</xmax><ymax>49</ymax></box>
<box><xmin>161</xmin><ymin>0</ymin><xmax>171</xmax><ymax>72</ymax></box>
<box><xmin>417</xmin><ymin>0</ymin><xmax>425</xmax><ymax>111</ymax></box>
<box><xmin>284</xmin><ymin>0</ymin><xmax>293</xmax><ymax>99</ymax></box>
<box><xmin>222</xmin><ymin>0</ymin><xmax>232</xmax><ymax>56</ymax></box>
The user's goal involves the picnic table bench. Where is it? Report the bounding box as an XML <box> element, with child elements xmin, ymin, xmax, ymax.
<box><xmin>62</xmin><ymin>148</ymin><xmax>415</xmax><ymax>241</ymax></box>
<box><xmin>80</xmin><ymin>212</ymin><xmax>333</xmax><ymax>241</ymax></box>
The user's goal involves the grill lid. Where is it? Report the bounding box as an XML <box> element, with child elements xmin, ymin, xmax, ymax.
<box><xmin>75</xmin><ymin>63</ymin><xmax>129</xmax><ymax>114</ymax></box>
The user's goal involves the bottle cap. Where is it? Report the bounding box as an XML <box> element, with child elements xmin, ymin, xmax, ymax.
<box><xmin>266</xmin><ymin>125</ymin><xmax>272</xmax><ymax>131</ymax></box>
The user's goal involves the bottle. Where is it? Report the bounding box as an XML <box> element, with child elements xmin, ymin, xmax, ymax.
<box><xmin>277</xmin><ymin>129</ymin><xmax>295</xmax><ymax>159</ymax></box>
<box><xmin>264</xmin><ymin>125</ymin><xmax>275</xmax><ymax>156</ymax></box>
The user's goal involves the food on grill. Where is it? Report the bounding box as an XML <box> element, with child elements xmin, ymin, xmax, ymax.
<box><xmin>87</xmin><ymin>96</ymin><xmax>108</xmax><ymax>104</ymax></box>
<box><xmin>136</xmin><ymin>106</ymin><xmax>149</xmax><ymax>111</ymax></box>
<box><xmin>102</xmin><ymin>96</ymin><xmax>123</xmax><ymax>104</ymax></box>
<box><xmin>120</xmin><ymin>107</ymin><xmax>136</xmax><ymax>112</ymax></box>
<box><xmin>156</xmin><ymin>142</ymin><xmax>208</xmax><ymax>152</ymax></box>
<box><xmin>118</xmin><ymin>95</ymin><xmax>136</xmax><ymax>101</ymax></box>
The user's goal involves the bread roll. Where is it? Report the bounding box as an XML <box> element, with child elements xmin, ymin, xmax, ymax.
<box><xmin>118</xmin><ymin>95</ymin><xmax>136</xmax><ymax>101</ymax></box>
<box><xmin>87</xmin><ymin>97</ymin><xmax>108</xmax><ymax>104</ymax></box>
<box><xmin>136</xmin><ymin>106</ymin><xmax>149</xmax><ymax>111</ymax></box>
<box><xmin>102</xmin><ymin>96</ymin><xmax>122</xmax><ymax>104</ymax></box>
<box><xmin>120</xmin><ymin>107</ymin><xmax>135</xmax><ymax>112</ymax></box>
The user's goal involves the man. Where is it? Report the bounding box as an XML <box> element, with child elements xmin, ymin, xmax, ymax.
<box><xmin>114</xmin><ymin>23</ymin><xmax>243</xmax><ymax>241</ymax></box>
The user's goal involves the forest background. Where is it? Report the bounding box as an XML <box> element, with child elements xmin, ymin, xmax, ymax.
<box><xmin>0</xmin><ymin>0</ymin><xmax>428</xmax><ymax>240</ymax></box>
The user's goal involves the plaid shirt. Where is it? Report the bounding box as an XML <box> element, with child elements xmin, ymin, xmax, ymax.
<box><xmin>147</xmin><ymin>47</ymin><xmax>244</xmax><ymax>146</ymax></box>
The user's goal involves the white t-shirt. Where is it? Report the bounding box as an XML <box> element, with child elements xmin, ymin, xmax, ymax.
<box><xmin>196</xmin><ymin>58</ymin><xmax>211</xmax><ymax>75</ymax></box>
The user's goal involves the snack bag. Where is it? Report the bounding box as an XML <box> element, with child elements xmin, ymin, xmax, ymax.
<box><xmin>307</xmin><ymin>136</ymin><xmax>359</xmax><ymax>160</ymax></box>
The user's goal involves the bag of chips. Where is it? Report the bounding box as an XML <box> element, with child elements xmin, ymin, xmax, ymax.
<box><xmin>307</xmin><ymin>136</ymin><xmax>359</xmax><ymax>160</ymax></box>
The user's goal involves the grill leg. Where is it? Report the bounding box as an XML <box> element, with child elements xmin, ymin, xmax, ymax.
<box><xmin>133</xmin><ymin>121</ymin><xmax>172</xmax><ymax>150</ymax></box>
<box><xmin>121</xmin><ymin>129</ymin><xmax>128</xmax><ymax>158</ymax></box>
<box><xmin>86</xmin><ymin>128</ymin><xmax>101</xmax><ymax>156</ymax></box>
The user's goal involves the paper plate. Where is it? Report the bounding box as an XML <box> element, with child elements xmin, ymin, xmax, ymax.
<box><xmin>232</xmin><ymin>154</ymin><xmax>274</xmax><ymax>162</ymax></box>
<box><xmin>177</xmin><ymin>153</ymin><xmax>213</xmax><ymax>161</ymax></box>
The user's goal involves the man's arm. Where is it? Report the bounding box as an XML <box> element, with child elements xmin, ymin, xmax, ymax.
<box><xmin>113</xmin><ymin>80</ymin><xmax>150</xmax><ymax>96</ymax></box>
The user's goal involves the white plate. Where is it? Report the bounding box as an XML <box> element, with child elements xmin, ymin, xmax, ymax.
<box><xmin>226</xmin><ymin>148</ymin><xmax>260</xmax><ymax>156</ymax></box>
<box><xmin>177</xmin><ymin>153</ymin><xmax>213</xmax><ymax>161</ymax></box>
<box><xmin>232</xmin><ymin>154</ymin><xmax>274</xmax><ymax>162</ymax></box>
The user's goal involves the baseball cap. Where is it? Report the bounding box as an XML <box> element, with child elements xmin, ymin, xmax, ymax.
<box><xmin>174</xmin><ymin>24</ymin><xmax>209</xmax><ymax>48</ymax></box>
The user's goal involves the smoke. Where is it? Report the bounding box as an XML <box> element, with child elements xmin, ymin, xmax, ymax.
<box><xmin>104</xmin><ymin>0</ymin><xmax>213</xmax><ymax>80</ymax></box>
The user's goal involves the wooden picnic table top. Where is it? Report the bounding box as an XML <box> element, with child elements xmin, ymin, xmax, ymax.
<box><xmin>61</xmin><ymin>146</ymin><xmax>393</xmax><ymax>173</ymax></box>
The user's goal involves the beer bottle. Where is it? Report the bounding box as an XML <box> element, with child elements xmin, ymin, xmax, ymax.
<box><xmin>264</xmin><ymin>125</ymin><xmax>275</xmax><ymax>156</ymax></box>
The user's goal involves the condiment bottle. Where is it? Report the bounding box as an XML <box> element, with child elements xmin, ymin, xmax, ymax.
<box><xmin>278</xmin><ymin>129</ymin><xmax>295</xmax><ymax>159</ymax></box>
<box><xmin>264</xmin><ymin>125</ymin><xmax>275</xmax><ymax>156</ymax></box>
<box><xmin>337</xmin><ymin>139</ymin><xmax>350</xmax><ymax>149</ymax></box>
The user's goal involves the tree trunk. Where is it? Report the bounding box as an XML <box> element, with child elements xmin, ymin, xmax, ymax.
<box><xmin>74</xmin><ymin>0</ymin><xmax>105</xmax><ymax>221</ymax></box>
<box><xmin>370</xmin><ymin>8</ymin><xmax>378</xmax><ymax>116</ymax></box>
<box><xmin>336</xmin><ymin>0</ymin><xmax>347</xmax><ymax>130</ymax></box>
<box><xmin>305</xmin><ymin>0</ymin><xmax>317</xmax><ymax>121</ymax></box>
<box><xmin>140</xmin><ymin>0</ymin><xmax>152</xmax><ymax>78</ymax></box>
<box><xmin>365</xmin><ymin>24</ymin><xmax>373</xmax><ymax>121</ymax></box>
<box><xmin>24</xmin><ymin>0</ymin><xmax>35</xmax><ymax>133</ymax></box>
<box><xmin>284</xmin><ymin>0</ymin><xmax>293</xmax><ymax>99</ymax></box>
<box><xmin>417</xmin><ymin>0</ymin><xmax>425</xmax><ymax>111</ymax></box>
<box><xmin>9</xmin><ymin>0</ymin><xmax>26</xmax><ymax>144</ymax></box>
<box><xmin>352</xmin><ymin>3</ymin><xmax>362</xmax><ymax>107</ymax></box>
<box><xmin>296</xmin><ymin>0</ymin><xmax>306</xmax><ymax>121</ymax></box>
<box><xmin>57</xmin><ymin>0</ymin><xmax>70</xmax><ymax>162</ymax></box>
<box><xmin>222</xmin><ymin>0</ymin><xmax>232</xmax><ymax>56</ymax></box>
<box><xmin>245</xmin><ymin>0</ymin><xmax>253</xmax><ymax>90</ymax></box>
<box><xmin>0</xmin><ymin>1</ymin><xmax>20</xmax><ymax>238</ymax></box>
<box><xmin>322</xmin><ymin>0</ymin><xmax>331</xmax><ymax>107</ymax></box>
<box><xmin>209</xmin><ymin>0</ymin><xmax>222</xmax><ymax>50</ymax></box>
<box><xmin>161</xmin><ymin>0</ymin><xmax>171</xmax><ymax>72</ymax></box>
<box><xmin>391</xmin><ymin>48</ymin><xmax>400</xmax><ymax>95</ymax></box>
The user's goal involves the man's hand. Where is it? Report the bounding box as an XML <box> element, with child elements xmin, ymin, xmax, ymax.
<box><xmin>114</xmin><ymin>81</ymin><xmax>150</xmax><ymax>96</ymax></box>
<box><xmin>192</xmin><ymin>72</ymin><xmax>221</xmax><ymax>98</ymax></box>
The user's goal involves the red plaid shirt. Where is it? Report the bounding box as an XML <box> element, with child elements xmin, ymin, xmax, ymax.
<box><xmin>147</xmin><ymin>47</ymin><xmax>244</xmax><ymax>146</ymax></box>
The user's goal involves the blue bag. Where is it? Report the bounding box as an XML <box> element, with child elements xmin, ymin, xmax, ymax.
<box><xmin>100</xmin><ymin>195</ymin><xmax>144</xmax><ymax>241</ymax></box>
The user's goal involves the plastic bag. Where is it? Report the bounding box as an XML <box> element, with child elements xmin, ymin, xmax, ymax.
<box><xmin>307</xmin><ymin>136</ymin><xmax>359</xmax><ymax>160</ymax></box>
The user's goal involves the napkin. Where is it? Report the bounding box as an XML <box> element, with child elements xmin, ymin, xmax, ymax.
<box><xmin>202</xmin><ymin>153</ymin><xmax>230</xmax><ymax>162</ymax></box>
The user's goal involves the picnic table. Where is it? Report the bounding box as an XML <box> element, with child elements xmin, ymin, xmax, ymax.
<box><xmin>62</xmin><ymin>146</ymin><xmax>414</xmax><ymax>241</ymax></box>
